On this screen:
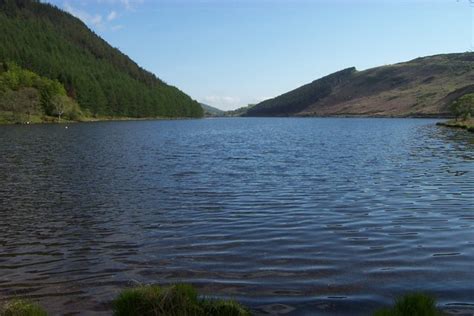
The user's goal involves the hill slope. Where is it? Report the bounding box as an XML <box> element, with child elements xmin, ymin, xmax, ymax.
<box><xmin>0</xmin><ymin>0</ymin><xmax>203</xmax><ymax>118</ymax></box>
<box><xmin>200</xmin><ymin>103</ymin><xmax>224</xmax><ymax>117</ymax></box>
<box><xmin>245</xmin><ymin>53</ymin><xmax>474</xmax><ymax>117</ymax></box>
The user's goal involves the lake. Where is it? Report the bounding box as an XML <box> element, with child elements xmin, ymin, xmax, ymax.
<box><xmin>0</xmin><ymin>118</ymin><xmax>473</xmax><ymax>315</ymax></box>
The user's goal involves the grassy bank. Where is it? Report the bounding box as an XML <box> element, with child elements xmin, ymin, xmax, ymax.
<box><xmin>113</xmin><ymin>284</ymin><xmax>250</xmax><ymax>316</ymax></box>
<box><xmin>1</xmin><ymin>284</ymin><xmax>249</xmax><ymax>316</ymax></box>
<box><xmin>374</xmin><ymin>293</ymin><xmax>441</xmax><ymax>316</ymax></box>
<box><xmin>1</xmin><ymin>287</ymin><xmax>448</xmax><ymax>316</ymax></box>
<box><xmin>437</xmin><ymin>119</ymin><xmax>474</xmax><ymax>132</ymax></box>
<box><xmin>0</xmin><ymin>299</ymin><xmax>47</xmax><ymax>316</ymax></box>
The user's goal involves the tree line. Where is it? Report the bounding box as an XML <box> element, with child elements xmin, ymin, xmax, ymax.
<box><xmin>0</xmin><ymin>61</ymin><xmax>81</xmax><ymax>123</ymax></box>
<box><xmin>0</xmin><ymin>0</ymin><xmax>203</xmax><ymax>119</ymax></box>
<box><xmin>450</xmin><ymin>93</ymin><xmax>474</xmax><ymax>121</ymax></box>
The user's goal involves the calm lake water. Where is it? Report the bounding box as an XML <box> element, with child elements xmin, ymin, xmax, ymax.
<box><xmin>0</xmin><ymin>118</ymin><xmax>473</xmax><ymax>315</ymax></box>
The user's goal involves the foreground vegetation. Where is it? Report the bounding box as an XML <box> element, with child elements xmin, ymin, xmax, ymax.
<box><xmin>0</xmin><ymin>0</ymin><xmax>203</xmax><ymax>119</ymax></box>
<box><xmin>0</xmin><ymin>288</ymin><xmax>450</xmax><ymax>316</ymax></box>
<box><xmin>374</xmin><ymin>293</ymin><xmax>442</xmax><ymax>316</ymax></box>
<box><xmin>0</xmin><ymin>299</ymin><xmax>47</xmax><ymax>316</ymax></box>
<box><xmin>0</xmin><ymin>285</ymin><xmax>250</xmax><ymax>316</ymax></box>
<box><xmin>113</xmin><ymin>284</ymin><xmax>249</xmax><ymax>316</ymax></box>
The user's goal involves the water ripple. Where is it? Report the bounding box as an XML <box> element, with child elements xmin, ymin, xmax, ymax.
<box><xmin>0</xmin><ymin>118</ymin><xmax>473</xmax><ymax>315</ymax></box>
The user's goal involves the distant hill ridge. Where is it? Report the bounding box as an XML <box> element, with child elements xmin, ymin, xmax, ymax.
<box><xmin>0</xmin><ymin>0</ymin><xmax>203</xmax><ymax>118</ymax></box>
<box><xmin>200</xmin><ymin>103</ymin><xmax>224</xmax><ymax>117</ymax></box>
<box><xmin>244</xmin><ymin>53</ymin><xmax>474</xmax><ymax>117</ymax></box>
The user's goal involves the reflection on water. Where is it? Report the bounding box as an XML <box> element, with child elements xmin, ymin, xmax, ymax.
<box><xmin>0</xmin><ymin>118</ymin><xmax>473</xmax><ymax>315</ymax></box>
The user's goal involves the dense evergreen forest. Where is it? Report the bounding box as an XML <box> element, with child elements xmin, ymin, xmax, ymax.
<box><xmin>0</xmin><ymin>0</ymin><xmax>203</xmax><ymax>120</ymax></box>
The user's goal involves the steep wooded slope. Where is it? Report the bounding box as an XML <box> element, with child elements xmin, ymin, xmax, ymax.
<box><xmin>0</xmin><ymin>0</ymin><xmax>203</xmax><ymax>118</ymax></box>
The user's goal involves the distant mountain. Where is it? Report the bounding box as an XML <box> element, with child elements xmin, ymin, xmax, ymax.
<box><xmin>0</xmin><ymin>0</ymin><xmax>203</xmax><ymax>119</ymax></box>
<box><xmin>200</xmin><ymin>103</ymin><xmax>224</xmax><ymax>117</ymax></box>
<box><xmin>224</xmin><ymin>104</ymin><xmax>256</xmax><ymax>117</ymax></box>
<box><xmin>244</xmin><ymin>53</ymin><xmax>474</xmax><ymax>117</ymax></box>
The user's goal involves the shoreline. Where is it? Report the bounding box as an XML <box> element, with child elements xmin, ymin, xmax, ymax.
<box><xmin>3</xmin><ymin>115</ymin><xmax>473</xmax><ymax>128</ymax></box>
<box><xmin>224</xmin><ymin>114</ymin><xmax>451</xmax><ymax>119</ymax></box>
<box><xmin>0</xmin><ymin>114</ymin><xmax>201</xmax><ymax>126</ymax></box>
<box><xmin>436</xmin><ymin>119</ymin><xmax>474</xmax><ymax>133</ymax></box>
<box><xmin>2</xmin><ymin>287</ymin><xmax>473</xmax><ymax>316</ymax></box>
<box><xmin>0</xmin><ymin>115</ymin><xmax>450</xmax><ymax>125</ymax></box>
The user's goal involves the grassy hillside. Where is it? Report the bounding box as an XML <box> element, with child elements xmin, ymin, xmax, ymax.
<box><xmin>0</xmin><ymin>0</ymin><xmax>203</xmax><ymax>119</ymax></box>
<box><xmin>245</xmin><ymin>53</ymin><xmax>474</xmax><ymax>117</ymax></box>
<box><xmin>224</xmin><ymin>104</ymin><xmax>256</xmax><ymax>117</ymax></box>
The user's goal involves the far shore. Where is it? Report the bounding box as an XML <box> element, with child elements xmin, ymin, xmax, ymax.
<box><xmin>0</xmin><ymin>112</ymin><xmax>200</xmax><ymax>126</ymax></box>
<box><xmin>3</xmin><ymin>113</ymin><xmax>474</xmax><ymax>128</ymax></box>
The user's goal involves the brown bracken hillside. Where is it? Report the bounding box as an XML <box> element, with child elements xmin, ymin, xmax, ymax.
<box><xmin>244</xmin><ymin>53</ymin><xmax>474</xmax><ymax>117</ymax></box>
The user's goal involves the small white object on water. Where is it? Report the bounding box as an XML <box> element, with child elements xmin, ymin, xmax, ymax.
<box><xmin>65</xmin><ymin>126</ymin><xmax>68</xmax><ymax>129</ymax></box>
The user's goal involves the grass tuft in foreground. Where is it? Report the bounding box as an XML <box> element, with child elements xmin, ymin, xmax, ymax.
<box><xmin>200</xmin><ymin>299</ymin><xmax>251</xmax><ymax>316</ymax></box>
<box><xmin>374</xmin><ymin>293</ymin><xmax>442</xmax><ymax>316</ymax></box>
<box><xmin>113</xmin><ymin>284</ymin><xmax>250</xmax><ymax>316</ymax></box>
<box><xmin>0</xmin><ymin>299</ymin><xmax>47</xmax><ymax>316</ymax></box>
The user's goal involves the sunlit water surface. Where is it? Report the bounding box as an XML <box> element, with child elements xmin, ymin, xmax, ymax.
<box><xmin>0</xmin><ymin>118</ymin><xmax>473</xmax><ymax>315</ymax></box>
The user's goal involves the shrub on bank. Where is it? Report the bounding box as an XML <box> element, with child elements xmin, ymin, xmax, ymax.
<box><xmin>450</xmin><ymin>93</ymin><xmax>474</xmax><ymax>121</ymax></box>
<box><xmin>374</xmin><ymin>293</ymin><xmax>441</xmax><ymax>316</ymax></box>
<box><xmin>113</xmin><ymin>284</ymin><xmax>250</xmax><ymax>316</ymax></box>
<box><xmin>0</xmin><ymin>299</ymin><xmax>47</xmax><ymax>316</ymax></box>
<box><xmin>200</xmin><ymin>299</ymin><xmax>251</xmax><ymax>316</ymax></box>
<box><xmin>0</xmin><ymin>290</ymin><xmax>444</xmax><ymax>316</ymax></box>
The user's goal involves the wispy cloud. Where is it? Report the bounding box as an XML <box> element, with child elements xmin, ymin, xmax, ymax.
<box><xmin>201</xmin><ymin>95</ymin><xmax>270</xmax><ymax>110</ymax></box>
<box><xmin>252</xmin><ymin>96</ymin><xmax>271</xmax><ymax>104</ymax></box>
<box><xmin>57</xmin><ymin>0</ymin><xmax>146</xmax><ymax>31</ymax></box>
<box><xmin>111</xmin><ymin>24</ymin><xmax>124</xmax><ymax>31</ymax></box>
<box><xmin>107</xmin><ymin>10</ymin><xmax>118</xmax><ymax>21</ymax></box>
<box><xmin>120</xmin><ymin>0</ymin><xmax>144</xmax><ymax>10</ymax></box>
<box><xmin>97</xmin><ymin>0</ymin><xmax>144</xmax><ymax>10</ymax></box>
<box><xmin>202</xmin><ymin>96</ymin><xmax>241</xmax><ymax>110</ymax></box>
<box><xmin>62</xmin><ymin>1</ymin><xmax>138</xmax><ymax>31</ymax></box>
<box><xmin>64</xmin><ymin>2</ymin><xmax>103</xmax><ymax>28</ymax></box>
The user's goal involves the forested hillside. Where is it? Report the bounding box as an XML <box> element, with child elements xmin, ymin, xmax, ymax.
<box><xmin>0</xmin><ymin>0</ymin><xmax>203</xmax><ymax>119</ymax></box>
<box><xmin>244</xmin><ymin>53</ymin><xmax>474</xmax><ymax>117</ymax></box>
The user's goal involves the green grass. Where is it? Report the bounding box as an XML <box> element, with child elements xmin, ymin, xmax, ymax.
<box><xmin>200</xmin><ymin>299</ymin><xmax>250</xmax><ymax>316</ymax></box>
<box><xmin>0</xmin><ymin>300</ymin><xmax>47</xmax><ymax>316</ymax></box>
<box><xmin>374</xmin><ymin>293</ymin><xmax>442</xmax><ymax>316</ymax></box>
<box><xmin>438</xmin><ymin>118</ymin><xmax>474</xmax><ymax>133</ymax></box>
<box><xmin>0</xmin><ymin>290</ymin><xmax>448</xmax><ymax>316</ymax></box>
<box><xmin>113</xmin><ymin>284</ymin><xmax>250</xmax><ymax>316</ymax></box>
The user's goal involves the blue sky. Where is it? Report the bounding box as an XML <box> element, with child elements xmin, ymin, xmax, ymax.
<box><xmin>43</xmin><ymin>0</ymin><xmax>473</xmax><ymax>110</ymax></box>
